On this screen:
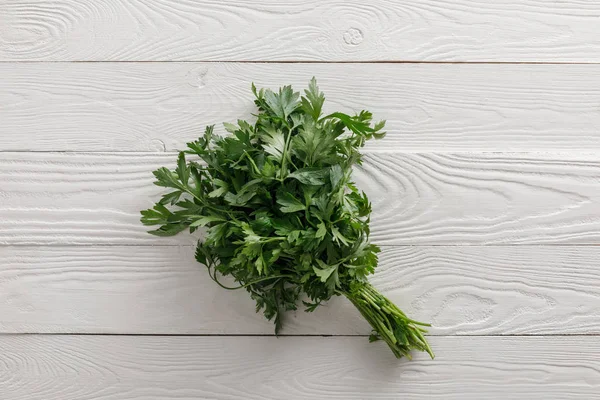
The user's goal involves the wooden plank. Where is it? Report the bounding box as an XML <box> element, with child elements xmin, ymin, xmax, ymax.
<box><xmin>2</xmin><ymin>151</ymin><xmax>600</xmax><ymax>245</ymax></box>
<box><xmin>2</xmin><ymin>0</ymin><xmax>600</xmax><ymax>62</ymax></box>
<box><xmin>2</xmin><ymin>335</ymin><xmax>599</xmax><ymax>399</ymax></box>
<box><xmin>3</xmin><ymin>63</ymin><xmax>600</xmax><ymax>152</ymax></box>
<box><xmin>1</xmin><ymin>245</ymin><xmax>599</xmax><ymax>335</ymax></box>
<box><xmin>0</xmin><ymin>245</ymin><xmax>356</xmax><ymax>334</ymax></box>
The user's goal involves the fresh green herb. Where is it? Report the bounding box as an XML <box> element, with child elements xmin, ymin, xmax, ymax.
<box><xmin>141</xmin><ymin>78</ymin><xmax>433</xmax><ymax>359</ymax></box>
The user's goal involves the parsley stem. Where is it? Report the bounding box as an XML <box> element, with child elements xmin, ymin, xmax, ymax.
<box><xmin>279</xmin><ymin>126</ymin><xmax>294</xmax><ymax>181</ymax></box>
<box><xmin>342</xmin><ymin>282</ymin><xmax>434</xmax><ymax>359</ymax></box>
<box><xmin>243</xmin><ymin>151</ymin><xmax>261</xmax><ymax>175</ymax></box>
<box><xmin>180</xmin><ymin>186</ymin><xmax>241</xmax><ymax>222</ymax></box>
<box><xmin>208</xmin><ymin>264</ymin><xmax>295</xmax><ymax>291</ymax></box>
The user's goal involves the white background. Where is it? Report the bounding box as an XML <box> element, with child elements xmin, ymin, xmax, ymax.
<box><xmin>2</xmin><ymin>1</ymin><xmax>600</xmax><ymax>398</ymax></box>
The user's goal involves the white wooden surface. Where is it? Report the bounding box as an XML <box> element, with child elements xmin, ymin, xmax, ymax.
<box><xmin>2</xmin><ymin>1</ymin><xmax>600</xmax><ymax>398</ymax></box>
<box><xmin>2</xmin><ymin>0</ymin><xmax>600</xmax><ymax>62</ymax></box>
<box><xmin>3</xmin><ymin>63</ymin><xmax>600</xmax><ymax>152</ymax></box>
<box><xmin>3</xmin><ymin>152</ymin><xmax>600</xmax><ymax>245</ymax></box>
<box><xmin>2</xmin><ymin>336</ymin><xmax>600</xmax><ymax>400</ymax></box>
<box><xmin>0</xmin><ymin>245</ymin><xmax>599</xmax><ymax>335</ymax></box>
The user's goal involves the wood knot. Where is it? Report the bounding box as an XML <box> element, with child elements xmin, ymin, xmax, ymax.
<box><xmin>149</xmin><ymin>139</ymin><xmax>166</xmax><ymax>152</ymax></box>
<box><xmin>186</xmin><ymin>66</ymin><xmax>209</xmax><ymax>88</ymax></box>
<box><xmin>343</xmin><ymin>28</ymin><xmax>364</xmax><ymax>45</ymax></box>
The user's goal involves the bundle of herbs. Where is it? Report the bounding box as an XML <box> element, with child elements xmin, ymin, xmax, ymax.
<box><xmin>141</xmin><ymin>79</ymin><xmax>433</xmax><ymax>359</ymax></box>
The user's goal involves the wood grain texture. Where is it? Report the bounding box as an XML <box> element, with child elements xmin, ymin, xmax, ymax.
<box><xmin>3</xmin><ymin>151</ymin><xmax>600</xmax><ymax>245</ymax></box>
<box><xmin>1</xmin><ymin>335</ymin><xmax>599</xmax><ymax>399</ymax></box>
<box><xmin>4</xmin><ymin>63</ymin><xmax>600</xmax><ymax>152</ymax></box>
<box><xmin>0</xmin><ymin>245</ymin><xmax>599</xmax><ymax>335</ymax></box>
<box><xmin>2</xmin><ymin>0</ymin><xmax>600</xmax><ymax>61</ymax></box>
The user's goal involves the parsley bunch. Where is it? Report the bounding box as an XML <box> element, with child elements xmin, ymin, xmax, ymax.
<box><xmin>141</xmin><ymin>79</ymin><xmax>433</xmax><ymax>359</ymax></box>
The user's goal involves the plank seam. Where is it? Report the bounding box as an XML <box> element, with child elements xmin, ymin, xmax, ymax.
<box><xmin>0</xmin><ymin>333</ymin><xmax>598</xmax><ymax>337</ymax></box>
<box><xmin>6</xmin><ymin>150</ymin><xmax>600</xmax><ymax>154</ymax></box>
<box><xmin>3</xmin><ymin>243</ymin><xmax>600</xmax><ymax>248</ymax></box>
<box><xmin>2</xmin><ymin>60</ymin><xmax>600</xmax><ymax>65</ymax></box>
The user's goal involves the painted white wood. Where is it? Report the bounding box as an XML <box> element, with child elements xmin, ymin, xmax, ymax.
<box><xmin>3</xmin><ymin>0</ymin><xmax>600</xmax><ymax>62</ymax></box>
<box><xmin>2</xmin><ymin>335</ymin><xmax>599</xmax><ymax>399</ymax></box>
<box><xmin>3</xmin><ymin>0</ymin><xmax>600</xmax><ymax>396</ymax></box>
<box><xmin>2</xmin><ymin>151</ymin><xmax>600</xmax><ymax>245</ymax></box>
<box><xmin>4</xmin><ymin>63</ymin><xmax>600</xmax><ymax>152</ymax></box>
<box><xmin>0</xmin><ymin>245</ymin><xmax>599</xmax><ymax>335</ymax></box>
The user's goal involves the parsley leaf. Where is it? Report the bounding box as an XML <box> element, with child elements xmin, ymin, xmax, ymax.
<box><xmin>288</xmin><ymin>167</ymin><xmax>328</xmax><ymax>185</ymax></box>
<box><xmin>301</xmin><ymin>77</ymin><xmax>325</xmax><ymax>120</ymax></box>
<box><xmin>277</xmin><ymin>192</ymin><xmax>306</xmax><ymax>213</ymax></box>
<box><xmin>263</xmin><ymin>85</ymin><xmax>299</xmax><ymax>120</ymax></box>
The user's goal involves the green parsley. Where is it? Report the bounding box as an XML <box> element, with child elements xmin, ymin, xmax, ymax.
<box><xmin>141</xmin><ymin>78</ymin><xmax>434</xmax><ymax>359</ymax></box>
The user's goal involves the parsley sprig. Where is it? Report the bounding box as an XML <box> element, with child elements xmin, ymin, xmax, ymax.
<box><xmin>141</xmin><ymin>78</ymin><xmax>433</xmax><ymax>359</ymax></box>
